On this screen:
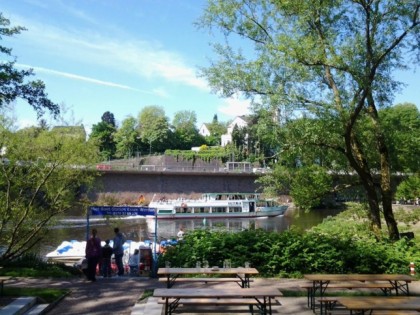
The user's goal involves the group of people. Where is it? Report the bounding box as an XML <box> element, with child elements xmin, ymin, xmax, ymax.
<box><xmin>84</xmin><ymin>227</ymin><xmax>126</xmax><ymax>282</ymax></box>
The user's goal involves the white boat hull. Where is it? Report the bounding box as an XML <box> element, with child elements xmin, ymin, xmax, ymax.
<box><xmin>150</xmin><ymin>193</ymin><xmax>288</xmax><ymax>220</ymax></box>
<box><xmin>156</xmin><ymin>208</ymin><xmax>287</xmax><ymax>219</ymax></box>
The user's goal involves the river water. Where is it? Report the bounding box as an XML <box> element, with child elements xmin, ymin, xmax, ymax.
<box><xmin>40</xmin><ymin>207</ymin><xmax>340</xmax><ymax>257</ymax></box>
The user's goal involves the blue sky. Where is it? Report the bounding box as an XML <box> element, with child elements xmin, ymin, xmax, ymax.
<box><xmin>1</xmin><ymin>0</ymin><xmax>419</xmax><ymax>134</ymax></box>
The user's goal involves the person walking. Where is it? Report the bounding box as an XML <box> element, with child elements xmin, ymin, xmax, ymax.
<box><xmin>85</xmin><ymin>228</ymin><xmax>102</xmax><ymax>282</ymax></box>
<box><xmin>101</xmin><ymin>239</ymin><xmax>113</xmax><ymax>277</ymax></box>
<box><xmin>177</xmin><ymin>227</ymin><xmax>185</xmax><ymax>241</ymax></box>
<box><xmin>113</xmin><ymin>227</ymin><xmax>126</xmax><ymax>276</ymax></box>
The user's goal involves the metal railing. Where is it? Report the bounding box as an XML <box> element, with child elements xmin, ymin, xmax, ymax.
<box><xmin>95</xmin><ymin>163</ymin><xmax>271</xmax><ymax>174</ymax></box>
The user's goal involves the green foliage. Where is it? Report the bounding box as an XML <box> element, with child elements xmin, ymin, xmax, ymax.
<box><xmin>380</xmin><ymin>104</ymin><xmax>420</xmax><ymax>173</ymax></box>
<box><xmin>0</xmin><ymin>127</ymin><xmax>99</xmax><ymax>262</ymax></box>
<box><xmin>256</xmin><ymin>164</ymin><xmax>292</xmax><ymax>197</ymax></box>
<box><xmin>2</xmin><ymin>287</ymin><xmax>68</xmax><ymax>302</ymax></box>
<box><xmin>0</xmin><ymin>14</ymin><xmax>59</xmax><ymax>117</ymax></box>
<box><xmin>171</xmin><ymin>110</ymin><xmax>204</xmax><ymax>150</ymax></box>
<box><xmin>165</xmin><ymin>147</ymin><xmax>232</xmax><ymax>163</ymax></box>
<box><xmin>197</xmin><ymin>0</ymin><xmax>420</xmax><ymax>240</ymax></box>
<box><xmin>138</xmin><ymin>105</ymin><xmax>170</xmax><ymax>154</ymax></box>
<box><xmin>0</xmin><ymin>253</ymin><xmax>80</xmax><ymax>277</ymax></box>
<box><xmin>114</xmin><ymin>116</ymin><xmax>140</xmax><ymax>159</ymax></box>
<box><xmin>161</xmin><ymin>206</ymin><xmax>420</xmax><ymax>278</ymax></box>
<box><xmin>395</xmin><ymin>175</ymin><xmax>420</xmax><ymax>202</ymax></box>
<box><xmin>89</xmin><ymin>120</ymin><xmax>117</xmax><ymax>160</ymax></box>
<box><xmin>291</xmin><ymin>165</ymin><xmax>333</xmax><ymax>210</ymax></box>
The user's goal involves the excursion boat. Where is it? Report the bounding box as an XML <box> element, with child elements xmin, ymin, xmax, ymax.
<box><xmin>148</xmin><ymin>192</ymin><xmax>288</xmax><ymax>219</ymax></box>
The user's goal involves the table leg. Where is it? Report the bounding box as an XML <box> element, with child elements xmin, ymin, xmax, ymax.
<box><xmin>236</xmin><ymin>273</ymin><xmax>250</xmax><ymax>288</ymax></box>
<box><xmin>164</xmin><ymin>297</ymin><xmax>169</xmax><ymax>315</ymax></box>
<box><xmin>166</xmin><ymin>274</ymin><xmax>179</xmax><ymax>288</ymax></box>
<box><xmin>390</xmin><ymin>280</ymin><xmax>409</xmax><ymax>296</ymax></box>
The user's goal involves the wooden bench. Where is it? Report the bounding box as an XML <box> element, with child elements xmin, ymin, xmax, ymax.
<box><xmin>318</xmin><ymin>297</ymin><xmax>339</xmax><ymax>309</ymax></box>
<box><xmin>304</xmin><ymin>282</ymin><xmax>395</xmax><ymax>313</ymax></box>
<box><xmin>300</xmin><ymin>283</ymin><xmax>313</xmax><ymax>307</ymax></box>
<box><xmin>158</xmin><ymin>297</ymin><xmax>280</xmax><ymax>314</ymax></box>
<box><xmin>329</xmin><ymin>311</ymin><xmax>419</xmax><ymax>315</ymax></box>
<box><xmin>327</xmin><ymin>282</ymin><xmax>394</xmax><ymax>291</ymax></box>
<box><xmin>158</xmin><ymin>277</ymin><xmax>253</xmax><ymax>287</ymax></box>
<box><xmin>154</xmin><ymin>287</ymin><xmax>281</xmax><ymax>315</ymax></box>
<box><xmin>370</xmin><ymin>312</ymin><xmax>420</xmax><ymax>315</ymax></box>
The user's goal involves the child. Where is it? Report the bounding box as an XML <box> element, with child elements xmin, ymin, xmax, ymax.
<box><xmin>101</xmin><ymin>239</ymin><xmax>113</xmax><ymax>277</ymax></box>
<box><xmin>128</xmin><ymin>249</ymin><xmax>140</xmax><ymax>276</ymax></box>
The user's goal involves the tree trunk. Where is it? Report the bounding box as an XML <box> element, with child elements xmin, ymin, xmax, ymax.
<box><xmin>358</xmin><ymin>170</ymin><xmax>382</xmax><ymax>236</ymax></box>
<box><xmin>367</xmin><ymin>95</ymin><xmax>400</xmax><ymax>240</ymax></box>
<box><xmin>345</xmin><ymin>132</ymin><xmax>382</xmax><ymax>236</ymax></box>
<box><xmin>378</xmin><ymin>136</ymin><xmax>399</xmax><ymax>240</ymax></box>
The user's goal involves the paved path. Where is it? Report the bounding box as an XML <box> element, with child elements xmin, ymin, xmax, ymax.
<box><xmin>4</xmin><ymin>276</ymin><xmax>420</xmax><ymax>315</ymax></box>
<box><xmin>6</xmin><ymin>276</ymin><xmax>162</xmax><ymax>315</ymax></box>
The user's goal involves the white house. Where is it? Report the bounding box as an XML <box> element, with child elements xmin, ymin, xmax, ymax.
<box><xmin>198</xmin><ymin>123</ymin><xmax>211</xmax><ymax>137</ymax></box>
<box><xmin>221</xmin><ymin>116</ymin><xmax>249</xmax><ymax>146</ymax></box>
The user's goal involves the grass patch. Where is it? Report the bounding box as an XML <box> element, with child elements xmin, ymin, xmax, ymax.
<box><xmin>2</xmin><ymin>287</ymin><xmax>69</xmax><ymax>303</ymax></box>
<box><xmin>138</xmin><ymin>289</ymin><xmax>154</xmax><ymax>302</ymax></box>
<box><xmin>0</xmin><ymin>266</ymin><xmax>80</xmax><ymax>278</ymax></box>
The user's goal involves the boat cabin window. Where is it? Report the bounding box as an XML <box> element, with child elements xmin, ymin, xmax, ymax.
<box><xmin>212</xmin><ymin>207</ymin><xmax>226</xmax><ymax>213</ymax></box>
<box><xmin>193</xmin><ymin>207</ymin><xmax>209</xmax><ymax>213</ymax></box>
<box><xmin>256</xmin><ymin>201</ymin><xmax>267</xmax><ymax>207</ymax></box>
<box><xmin>175</xmin><ymin>206</ymin><xmax>192</xmax><ymax>214</ymax></box>
<box><xmin>229</xmin><ymin>207</ymin><xmax>242</xmax><ymax>213</ymax></box>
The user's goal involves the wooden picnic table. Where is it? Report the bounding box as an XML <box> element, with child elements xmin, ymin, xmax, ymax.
<box><xmin>303</xmin><ymin>274</ymin><xmax>415</xmax><ymax>314</ymax></box>
<box><xmin>157</xmin><ymin>267</ymin><xmax>259</xmax><ymax>288</ymax></box>
<box><xmin>154</xmin><ymin>287</ymin><xmax>282</xmax><ymax>315</ymax></box>
<box><xmin>336</xmin><ymin>296</ymin><xmax>420</xmax><ymax>314</ymax></box>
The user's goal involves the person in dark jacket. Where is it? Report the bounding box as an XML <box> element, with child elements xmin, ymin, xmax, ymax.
<box><xmin>85</xmin><ymin>228</ymin><xmax>102</xmax><ymax>282</ymax></box>
<box><xmin>101</xmin><ymin>239</ymin><xmax>113</xmax><ymax>277</ymax></box>
<box><xmin>113</xmin><ymin>227</ymin><xmax>126</xmax><ymax>276</ymax></box>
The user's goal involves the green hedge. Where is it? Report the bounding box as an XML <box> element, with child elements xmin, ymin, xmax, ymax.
<box><xmin>160</xmin><ymin>228</ymin><xmax>419</xmax><ymax>278</ymax></box>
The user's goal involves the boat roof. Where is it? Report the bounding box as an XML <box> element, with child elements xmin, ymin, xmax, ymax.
<box><xmin>203</xmin><ymin>192</ymin><xmax>260</xmax><ymax>198</ymax></box>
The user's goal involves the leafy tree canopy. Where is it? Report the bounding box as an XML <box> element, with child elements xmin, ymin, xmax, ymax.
<box><xmin>0</xmin><ymin>126</ymin><xmax>99</xmax><ymax>261</ymax></box>
<box><xmin>0</xmin><ymin>13</ymin><xmax>59</xmax><ymax>118</ymax></box>
<box><xmin>89</xmin><ymin>121</ymin><xmax>116</xmax><ymax>160</ymax></box>
<box><xmin>114</xmin><ymin>116</ymin><xmax>140</xmax><ymax>159</ymax></box>
<box><xmin>138</xmin><ymin>105</ymin><xmax>170</xmax><ymax>153</ymax></box>
<box><xmin>101</xmin><ymin>111</ymin><xmax>116</xmax><ymax>127</ymax></box>
<box><xmin>380</xmin><ymin>103</ymin><xmax>420</xmax><ymax>173</ymax></box>
<box><xmin>197</xmin><ymin>0</ymin><xmax>420</xmax><ymax>240</ymax></box>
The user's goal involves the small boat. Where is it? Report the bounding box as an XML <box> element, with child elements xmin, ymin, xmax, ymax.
<box><xmin>45</xmin><ymin>239</ymin><xmax>159</xmax><ymax>265</ymax></box>
<box><xmin>148</xmin><ymin>192</ymin><xmax>288</xmax><ymax>219</ymax></box>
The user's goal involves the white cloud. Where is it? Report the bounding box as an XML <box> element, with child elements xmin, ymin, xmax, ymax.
<box><xmin>218</xmin><ymin>96</ymin><xmax>251</xmax><ymax>118</ymax></box>
<box><xmin>17</xmin><ymin>117</ymin><xmax>38</xmax><ymax>129</ymax></box>
<box><xmin>152</xmin><ymin>87</ymin><xmax>171</xmax><ymax>99</ymax></box>
<box><xmin>16</xmin><ymin>63</ymin><xmax>152</xmax><ymax>93</ymax></box>
<box><xmin>12</xmin><ymin>15</ymin><xmax>210</xmax><ymax>91</ymax></box>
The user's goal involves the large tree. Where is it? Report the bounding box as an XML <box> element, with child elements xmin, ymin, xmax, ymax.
<box><xmin>197</xmin><ymin>0</ymin><xmax>420</xmax><ymax>239</ymax></box>
<box><xmin>114</xmin><ymin>116</ymin><xmax>141</xmax><ymax>158</ymax></box>
<box><xmin>379</xmin><ymin>103</ymin><xmax>420</xmax><ymax>173</ymax></box>
<box><xmin>138</xmin><ymin>105</ymin><xmax>170</xmax><ymax>154</ymax></box>
<box><xmin>0</xmin><ymin>13</ymin><xmax>59</xmax><ymax>117</ymax></box>
<box><xmin>89</xmin><ymin>112</ymin><xmax>118</xmax><ymax>160</ymax></box>
<box><xmin>172</xmin><ymin>110</ymin><xmax>203</xmax><ymax>149</ymax></box>
<box><xmin>0</xmin><ymin>127</ymin><xmax>98</xmax><ymax>261</ymax></box>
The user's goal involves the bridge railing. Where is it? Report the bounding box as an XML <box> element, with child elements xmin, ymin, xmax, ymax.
<box><xmin>95</xmin><ymin>163</ymin><xmax>266</xmax><ymax>174</ymax></box>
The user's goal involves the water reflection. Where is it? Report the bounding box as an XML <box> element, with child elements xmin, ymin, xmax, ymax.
<box><xmin>41</xmin><ymin>207</ymin><xmax>340</xmax><ymax>257</ymax></box>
